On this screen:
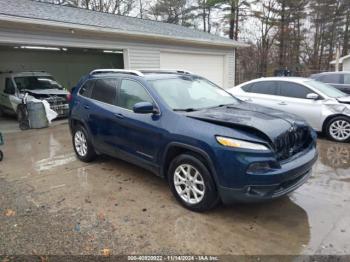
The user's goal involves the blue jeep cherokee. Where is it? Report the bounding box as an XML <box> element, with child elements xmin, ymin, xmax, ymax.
<box><xmin>69</xmin><ymin>69</ymin><xmax>318</xmax><ymax>211</ymax></box>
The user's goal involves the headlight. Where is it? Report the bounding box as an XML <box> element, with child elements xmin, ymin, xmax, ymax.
<box><xmin>216</xmin><ymin>136</ymin><xmax>270</xmax><ymax>151</ymax></box>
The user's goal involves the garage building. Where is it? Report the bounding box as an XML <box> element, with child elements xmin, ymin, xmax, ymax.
<box><xmin>0</xmin><ymin>0</ymin><xmax>245</xmax><ymax>90</ymax></box>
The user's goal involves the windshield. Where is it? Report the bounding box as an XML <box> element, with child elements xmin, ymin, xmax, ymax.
<box><xmin>150</xmin><ymin>76</ymin><xmax>238</xmax><ymax>110</ymax></box>
<box><xmin>305</xmin><ymin>80</ymin><xmax>346</xmax><ymax>98</ymax></box>
<box><xmin>14</xmin><ymin>76</ymin><xmax>62</xmax><ymax>91</ymax></box>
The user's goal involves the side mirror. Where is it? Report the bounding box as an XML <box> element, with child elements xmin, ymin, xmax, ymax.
<box><xmin>133</xmin><ymin>102</ymin><xmax>157</xmax><ymax>114</ymax></box>
<box><xmin>306</xmin><ymin>93</ymin><xmax>319</xmax><ymax>100</ymax></box>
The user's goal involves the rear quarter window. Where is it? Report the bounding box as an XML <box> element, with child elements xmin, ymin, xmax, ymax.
<box><xmin>79</xmin><ymin>80</ymin><xmax>94</xmax><ymax>98</ymax></box>
<box><xmin>241</xmin><ymin>83</ymin><xmax>253</xmax><ymax>92</ymax></box>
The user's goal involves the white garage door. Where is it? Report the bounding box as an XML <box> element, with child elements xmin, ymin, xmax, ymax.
<box><xmin>160</xmin><ymin>52</ymin><xmax>225</xmax><ymax>87</ymax></box>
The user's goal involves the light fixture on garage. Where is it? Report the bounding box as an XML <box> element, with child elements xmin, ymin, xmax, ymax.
<box><xmin>17</xmin><ymin>46</ymin><xmax>68</xmax><ymax>51</ymax></box>
<box><xmin>19</xmin><ymin>46</ymin><xmax>61</xmax><ymax>51</ymax></box>
<box><xmin>103</xmin><ymin>50</ymin><xmax>123</xmax><ymax>54</ymax></box>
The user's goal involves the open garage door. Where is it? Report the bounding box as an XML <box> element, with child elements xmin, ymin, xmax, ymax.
<box><xmin>160</xmin><ymin>51</ymin><xmax>225</xmax><ymax>87</ymax></box>
<box><xmin>0</xmin><ymin>46</ymin><xmax>124</xmax><ymax>90</ymax></box>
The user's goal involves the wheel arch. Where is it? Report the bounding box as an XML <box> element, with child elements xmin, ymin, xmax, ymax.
<box><xmin>322</xmin><ymin>114</ymin><xmax>350</xmax><ymax>133</ymax></box>
<box><xmin>161</xmin><ymin>142</ymin><xmax>219</xmax><ymax>185</ymax></box>
<box><xmin>69</xmin><ymin>118</ymin><xmax>95</xmax><ymax>145</ymax></box>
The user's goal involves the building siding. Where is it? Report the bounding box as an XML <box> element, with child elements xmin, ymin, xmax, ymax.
<box><xmin>343</xmin><ymin>58</ymin><xmax>350</xmax><ymax>71</ymax></box>
<box><xmin>0</xmin><ymin>26</ymin><xmax>236</xmax><ymax>88</ymax></box>
<box><xmin>128</xmin><ymin>48</ymin><xmax>160</xmax><ymax>69</ymax></box>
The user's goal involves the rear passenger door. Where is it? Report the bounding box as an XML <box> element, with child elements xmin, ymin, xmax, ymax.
<box><xmin>115</xmin><ymin>78</ymin><xmax>162</xmax><ymax>166</ymax></box>
<box><xmin>241</xmin><ymin>81</ymin><xmax>281</xmax><ymax>110</ymax></box>
<box><xmin>84</xmin><ymin>78</ymin><xmax>121</xmax><ymax>155</ymax></box>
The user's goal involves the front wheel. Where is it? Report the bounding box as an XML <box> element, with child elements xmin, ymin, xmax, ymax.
<box><xmin>326</xmin><ymin>116</ymin><xmax>350</xmax><ymax>142</ymax></box>
<box><xmin>72</xmin><ymin>125</ymin><xmax>96</xmax><ymax>162</ymax></box>
<box><xmin>168</xmin><ymin>154</ymin><xmax>219</xmax><ymax>212</ymax></box>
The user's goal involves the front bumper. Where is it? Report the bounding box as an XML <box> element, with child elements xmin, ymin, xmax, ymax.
<box><xmin>50</xmin><ymin>103</ymin><xmax>69</xmax><ymax>118</ymax></box>
<box><xmin>217</xmin><ymin>145</ymin><xmax>318</xmax><ymax>204</ymax></box>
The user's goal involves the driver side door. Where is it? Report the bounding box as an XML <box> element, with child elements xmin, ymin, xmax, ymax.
<box><xmin>114</xmin><ymin>78</ymin><xmax>163</xmax><ymax>169</ymax></box>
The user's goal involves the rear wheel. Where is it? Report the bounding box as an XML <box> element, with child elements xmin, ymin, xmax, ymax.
<box><xmin>326</xmin><ymin>116</ymin><xmax>350</xmax><ymax>142</ymax></box>
<box><xmin>168</xmin><ymin>154</ymin><xmax>219</xmax><ymax>212</ymax></box>
<box><xmin>72</xmin><ymin>125</ymin><xmax>96</xmax><ymax>162</ymax></box>
<box><xmin>0</xmin><ymin>150</ymin><xmax>3</xmax><ymax>161</ymax></box>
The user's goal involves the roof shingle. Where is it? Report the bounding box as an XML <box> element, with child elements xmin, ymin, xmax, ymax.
<box><xmin>0</xmin><ymin>0</ymin><xmax>243</xmax><ymax>47</ymax></box>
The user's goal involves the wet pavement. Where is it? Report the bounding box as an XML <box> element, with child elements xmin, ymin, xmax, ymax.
<box><xmin>0</xmin><ymin>122</ymin><xmax>350</xmax><ymax>256</ymax></box>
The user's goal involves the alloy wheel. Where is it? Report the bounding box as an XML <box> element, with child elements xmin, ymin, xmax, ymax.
<box><xmin>173</xmin><ymin>164</ymin><xmax>206</xmax><ymax>205</ymax></box>
<box><xmin>329</xmin><ymin>120</ymin><xmax>350</xmax><ymax>141</ymax></box>
<box><xmin>74</xmin><ymin>130</ymin><xmax>88</xmax><ymax>157</ymax></box>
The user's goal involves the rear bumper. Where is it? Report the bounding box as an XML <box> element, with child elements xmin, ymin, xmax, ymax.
<box><xmin>218</xmin><ymin>146</ymin><xmax>318</xmax><ymax>204</ymax></box>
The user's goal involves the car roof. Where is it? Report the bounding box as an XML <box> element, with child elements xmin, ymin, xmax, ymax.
<box><xmin>311</xmin><ymin>71</ymin><xmax>350</xmax><ymax>76</ymax></box>
<box><xmin>242</xmin><ymin>77</ymin><xmax>311</xmax><ymax>85</ymax></box>
<box><xmin>88</xmin><ymin>72</ymin><xmax>198</xmax><ymax>81</ymax></box>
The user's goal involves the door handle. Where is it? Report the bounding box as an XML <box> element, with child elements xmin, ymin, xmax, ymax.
<box><xmin>244</xmin><ymin>98</ymin><xmax>253</xmax><ymax>102</ymax></box>
<box><xmin>83</xmin><ymin>105</ymin><xmax>90</xmax><ymax>110</ymax></box>
<box><xmin>114</xmin><ymin>113</ymin><xmax>125</xmax><ymax>119</ymax></box>
<box><xmin>278</xmin><ymin>101</ymin><xmax>287</xmax><ymax>105</ymax></box>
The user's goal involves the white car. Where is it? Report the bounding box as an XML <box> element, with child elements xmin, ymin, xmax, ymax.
<box><xmin>229</xmin><ymin>77</ymin><xmax>350</xmax><ymax>142</ymax></box>
<box><xmin>0</xmin><ymin>71</ymin><xmax>69</xmax><ymax>118</ymax></box>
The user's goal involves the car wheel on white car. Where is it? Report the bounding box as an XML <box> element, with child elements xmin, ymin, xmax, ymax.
<box><xmin>326</xmin><ymin>116</ymin><xmax>350</xmax><ymax>142</ymax></box>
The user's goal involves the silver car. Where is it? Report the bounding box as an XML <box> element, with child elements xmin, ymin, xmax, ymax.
<box><xmin>229</xmin><ymin>77</ymin><xmax>350</xmax><ymax>142</ymax></box>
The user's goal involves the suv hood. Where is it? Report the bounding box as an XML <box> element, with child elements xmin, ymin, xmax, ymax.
<box><xmin>186</xmin><ymin>102</ymin><xmax>309</xmax><ymax>145</ymax></box>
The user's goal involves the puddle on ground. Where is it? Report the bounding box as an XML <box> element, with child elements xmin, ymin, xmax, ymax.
<box><xmin>1</xmin><ymin>124</ymin><xmax>350</xmax><ymax>255</ymax></box>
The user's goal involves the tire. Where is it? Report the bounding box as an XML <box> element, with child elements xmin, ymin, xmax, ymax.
<box><xmin>168</xmin><ymin>154</ymin><xmax>219</xmax><ymax>212</ymax></box>
<box><xmin>72</xmin><ymin>125</ymin><xmax>96</xmax><ymax>162</ymax></box>
<box><xmin>325</xmin><ymin>116</ymin><xmax>350</xmax><ymax>143</ymax></box>
<box><xmin>0</xmin><ymin>150</ymin><xmax>3</xmax><ymax>161</ymax></box>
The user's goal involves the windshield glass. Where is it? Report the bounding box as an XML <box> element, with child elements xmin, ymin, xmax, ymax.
<box><xmin>305</xmin><ymin>80</ymin><xmax>346</xmax><ymax>98</ymax></box>
<box><xmin>14</xmin><ymin>76</ymin><xmax>62</xmax><ymax>91</ymax></box>
<box><xmin>150</xmin><ymin>76</ymin><xmax>238</xmax><ymax>110</ymax></box>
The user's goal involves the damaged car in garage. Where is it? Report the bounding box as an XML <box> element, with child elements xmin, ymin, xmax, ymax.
<box><xmin>0</xmin><ymin>71</ymin><xmax>70</xmax><ymax>119</ymax></box>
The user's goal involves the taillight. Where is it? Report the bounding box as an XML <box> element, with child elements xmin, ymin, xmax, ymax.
<box><xmin>66</xmin><ymin>92</ymin><xmax>72</xmax><ymax>102</ymax></box>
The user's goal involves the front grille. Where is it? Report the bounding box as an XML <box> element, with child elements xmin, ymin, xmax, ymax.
<box><xmin>274</xmin><ymin>126</ymin><xmax>311</xmax><ymax>161</ymax></box>
<box><xmin>45</xmin><ymin>96</ymin><xmax>69</xmax><ymax>117</ymax></box>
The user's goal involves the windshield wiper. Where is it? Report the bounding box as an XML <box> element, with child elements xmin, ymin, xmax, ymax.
<box><xmin>173</xmin><ymin>108</ymin><xmax>198</xmax><ymax>112</ymax></box>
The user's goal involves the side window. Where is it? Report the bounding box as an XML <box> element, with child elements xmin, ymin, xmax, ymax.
<box><xmin>249</xmin><ymin>81</ymin><xmax>278</xmax><ymax>95</ymax></box>
<box><xmin>278</xmin><ymin>82</ymin><xmax>311</xmax><ymax>99</ymax></box>
<box><xmin>90</xmin><ymin>78</ymin><xmax>117</xmax><ymax>104</ymax></box>
<box><xmin>241</xmin><ymin>83</ymin><xmax>252</xmax><ymax>92</ymax></box>
<box><xmin>118</xmin><ymin>79</ymin><xmax>153</xmax><ymax>110</ymax></box>
<box><xmin>79</xmin><ymin>80</ymin><xmax>94</xmax><ymax>98</ymax></box>
<box><xmin>320</xmin><ymin>74</ymin><xmax>341</xmax><ymax>84</ymax></box>
<box><xmin>4</xmin><ymin>78</ymin><xmax>16</xmax><ymax>95</ymax></box>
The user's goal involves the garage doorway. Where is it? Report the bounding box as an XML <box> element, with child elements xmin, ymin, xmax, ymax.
<box><xmin>0</xmin><ymin>46</ymin><xmax>124</xmax><ymax>90</ymax></box>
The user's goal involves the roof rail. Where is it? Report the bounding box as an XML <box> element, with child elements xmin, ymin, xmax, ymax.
<box><xmin>138</xmin><ymin>69</ymin><xmax>193</xmax><ymax>75</ymax></box>
<box><xmin>89</xmin><ymin>69</ymin><xmax>144</xmax><ymax>76</ymax></box>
